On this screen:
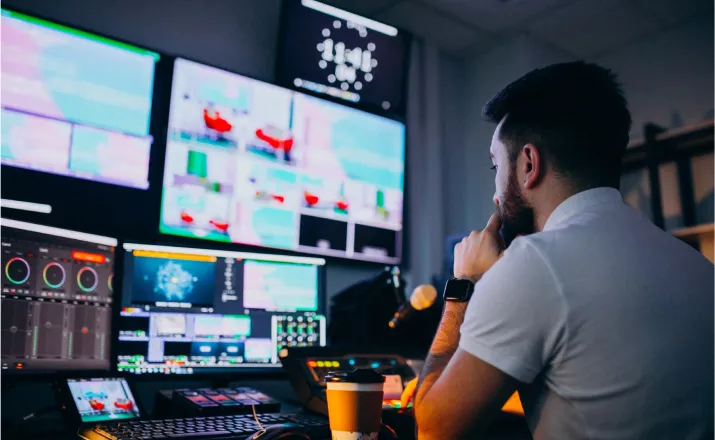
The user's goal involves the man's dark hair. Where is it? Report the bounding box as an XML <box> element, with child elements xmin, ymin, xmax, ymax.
<box><xmin>483</xmin><ymin>61</ymin><xmax>631</xmax><ymax>190</ymax></box>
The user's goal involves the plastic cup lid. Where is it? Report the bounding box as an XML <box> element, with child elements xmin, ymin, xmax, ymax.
<box><xmin>324</xmin><ymin>368</ymin><xmax>385</xmax><ymax>384</ymax></box>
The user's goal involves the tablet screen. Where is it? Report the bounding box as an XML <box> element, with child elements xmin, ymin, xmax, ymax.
<box><xmin>67</xmin><ymin>377</ymin><xmax>141</xmax><ymax>422</ymax></box>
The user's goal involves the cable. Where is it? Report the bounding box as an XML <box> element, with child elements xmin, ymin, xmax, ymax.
<box><xmin>21</xmin><ymin>405</ymin><xmax>58</xmax><ymax>422</ymax></box>
<box><xmin>251</xmin><ymin>403</ymin><xmax>265</xmax><ymax>432</ymax></box>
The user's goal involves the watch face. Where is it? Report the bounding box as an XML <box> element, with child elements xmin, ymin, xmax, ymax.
<box><xmin>444</xmin><ymin>279</ymin><xmax>474</xmax><ymax>302</ymax></box>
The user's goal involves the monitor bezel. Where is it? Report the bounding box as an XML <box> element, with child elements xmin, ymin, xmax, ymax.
<box><xmin>112</xmin><ymin>241</ymin><xmax>328</xmax><ymax>378</ymax></box>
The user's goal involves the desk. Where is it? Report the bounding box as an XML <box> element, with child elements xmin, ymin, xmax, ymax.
<box><xmin>2</xmin><ymin>379</ymin><xmax>530</xmax><ymax>440</ymax></box>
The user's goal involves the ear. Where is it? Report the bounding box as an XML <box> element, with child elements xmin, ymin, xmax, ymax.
<box><xmin>520</xmin><ymin>144</ymin><xmax>543</xmax><ymax>189</ymax></box>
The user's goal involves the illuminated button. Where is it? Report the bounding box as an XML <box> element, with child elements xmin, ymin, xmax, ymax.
<box><xmin>332</xmin><ymin>361</ymin><xmax>340</xmax><ymax>368</ymax></box>
<box><xmin>371</xmin><ymin>362</ymin><xmax>380</xmax><ymax>369</ymax></box>
<box><xmin>349</xmin><ymin>359</ymin><xmax>356</xmax><ymax>366</ymax></box>
<box><xmin>317</xmin><ymin>361</ymin><xmax>325</xmax><ymax>367</ymax></box>
<box><xmin>307</xmin><ymin>360</ymin><xmax>317</xmax><ymax>368</ymax></box>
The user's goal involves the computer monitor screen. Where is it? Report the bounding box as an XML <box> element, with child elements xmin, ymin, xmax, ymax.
<box><xmin>117</xmin><ymin>243</ymin><xmax>326</xmax><ymax>374</ymax></box>
<box><xmin>159</xmin><ymin>58</ymin><xmax>405</xmax><ymax>264</ymax></box>
<box><xmin>1</xmin><ymin>9</ymin><xmax>159</xmax><ymax>189</ymax></box>
<box><xmin>1</xmin><ymin>219</ymin><xmax>117</xmax><ymax>372</ymax></box>
<box><xmin>277</xmin><ymin>0</ymin><xmax>410</xmax><ymax>114</ymax></box>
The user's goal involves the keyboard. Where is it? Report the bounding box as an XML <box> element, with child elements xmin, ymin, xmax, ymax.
<box><xmin>79</xmin><ymin>412</ymin><xmax>329</xmax><ymax>440</ymax></box>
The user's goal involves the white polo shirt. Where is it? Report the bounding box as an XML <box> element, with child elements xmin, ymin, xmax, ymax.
<box><xmin>460</xmin><ymin>187</ymin><xmax>714</xmax><ymax>440</ymax></box>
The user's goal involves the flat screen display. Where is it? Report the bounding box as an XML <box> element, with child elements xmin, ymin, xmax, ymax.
<box><xmin>159</xmin><ymin>58</ymin><xmax>405</xmax><ymax>264</ymax></box>
<box><xmin>116</xmin><ymin>243</ymin><xmax>327</xmax><ymax>374</ymax></box>
<box><xmin>0</xmin><ymin>9</ymin><xmax>159</xmax><ymax>189</ymax></box>
<box><xmin>277</xmin><ymin>0</ymin><xmax>410</xmax><ymax>114</ymax></box>
<box><xmin>1</xmin><ymin>219</ymin><xmax>117</xmax><ymax>373</ymax></box>
<box><xmin>67</xmin><ymin>377</ymin><xmax>141</xmax><ymax>422</ymax></box>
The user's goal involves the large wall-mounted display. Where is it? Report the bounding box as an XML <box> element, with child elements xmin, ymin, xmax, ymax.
<box><xmin>1</xmin><ymin>9</ymin><xmax>159</xmax><ymax>189</ymax></box>
<box><xmin>277</xmin><ymin>0</ymin><xmax>410</xmax><ymax>116</ymax></box>
<box><xmin>159</xmin><ymin>58</ymin><xmax>405</xmax><ymax>264</ymax></box>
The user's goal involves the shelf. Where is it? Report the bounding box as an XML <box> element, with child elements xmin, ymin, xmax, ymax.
<box><xmin>627</xmin><ymin>120</ymin><xmax>715</xmax><ymax>149</ymax></box>
<box><xmin>671</xmin><ymin>223</ymin><xmax>715</xmax><ymax>239</ymax></box>
<box><xmin>622</xmin><ymin>120</ymin><xmax>714</xmax><ymax>172</ymax></box>
<box><xmin>672</xmin><ymin>223</ymin><xmax>714</xmax><ymax>263</ymax></box>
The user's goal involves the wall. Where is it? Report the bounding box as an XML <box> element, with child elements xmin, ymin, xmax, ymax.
<box><xmin>440</xmin><ymin>52</ymin><xmax>469</xmax><ymax>239</ymax></box>
<box><xmin>597</xmin><ymin>15</ymin><xmax>714</xmax><ymax>142</ymax></box>
<box><xmin>602</xmin><ymin>15</ymin><xmax>715</xmax><ymax>228</ymax></box>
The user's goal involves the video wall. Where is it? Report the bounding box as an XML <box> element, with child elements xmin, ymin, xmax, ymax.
<box><xmin>2</xmin><ymin>3</ymin><xmax>408</xmax><ymax>266</ymax></box>
<box><xmin>159</xmin><ymin>59</ymin><xmax>405</xmax><ymax>264</ymax></box>
<box><xmin>1</xmin><ymin>2</ymin><xmax>410</xmax><ymax>377</ymax></box>
<box><xmin>0</xmin><ymin>9</ymin><xmax>158</xmax><ymax>189</ymax></box>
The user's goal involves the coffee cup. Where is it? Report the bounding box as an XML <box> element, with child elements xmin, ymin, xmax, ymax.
<box><xmin>325</xmin><ymin>368</ymin><xmax>385</xmax><ymax>440</ymax></box>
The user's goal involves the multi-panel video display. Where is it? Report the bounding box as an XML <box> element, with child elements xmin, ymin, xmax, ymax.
<box><xmin>159</xmin><ymin>58</ymin><xmax>405</xmax><ymax>263</ymax></box>
<box><xmin>1</xmin><ymin>9</ymin><xmax>159</xmax><ymax>189</ymax></box>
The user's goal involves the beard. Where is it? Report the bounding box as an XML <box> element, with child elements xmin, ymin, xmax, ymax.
<box><xmin>497</xmin><ymin>167</ymin><xmax>536</xmax><ymax>247</ymax></box>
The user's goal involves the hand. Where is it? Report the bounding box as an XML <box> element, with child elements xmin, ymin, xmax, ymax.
<box><xmin>454</xmin><ymin>213</ymin><xmax>505</xmax><ymax>282</ymax></box>
<box><xmin>400</xmin><ymin>376</ymin><xmax>418</xmax><ymax>410</ymax></box>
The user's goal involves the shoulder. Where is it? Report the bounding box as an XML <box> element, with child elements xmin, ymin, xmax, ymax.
<box><xmin>472</xmin><ymin>235</ymin><xmax>563</xmax><ymax>305</ymax></box>
<box><xmin>497</xmin><ymin>234</ymin><xmax>559</xmax><ymax>276</ymax></box>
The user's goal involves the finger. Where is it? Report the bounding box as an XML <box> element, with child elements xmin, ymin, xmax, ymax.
<box><xmin>400</xmin><ymin>377</ymin><xmax>418</xmax><ymax>408</ymax></box>
<box><xmin>484</xmin><ymin>212</ymin><xmax>502</xmax><ymax>234</ymax></box>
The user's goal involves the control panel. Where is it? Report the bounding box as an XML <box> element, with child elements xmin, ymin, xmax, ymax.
<box><xmin>271</xmin><ymin>315</ymin><xmax>325</xmax><ymax>363</ymax></box>
<box><xmin>154</xmin><ymin>386</ymin><xmax>281</xmax><ymax>418</ymax></box>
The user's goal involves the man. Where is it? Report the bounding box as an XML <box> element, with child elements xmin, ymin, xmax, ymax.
<box><xmin>413</xmin><ymin>61</ymin><xmax>714</xmax><ymax>439</ymax></box>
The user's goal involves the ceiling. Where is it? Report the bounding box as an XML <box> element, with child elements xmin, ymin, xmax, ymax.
<box><xmin>321</xmin><ymin>0</ymin><xmax>714</xmax><ymax>58</ymax></box>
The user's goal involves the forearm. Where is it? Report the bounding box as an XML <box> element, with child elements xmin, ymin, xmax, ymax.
<box><xmin>414</xmin><ymin>302</ymin><xmax>468</xmax><ymax>411</ymax></box>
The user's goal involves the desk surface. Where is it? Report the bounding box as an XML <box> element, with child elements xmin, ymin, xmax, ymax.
<box><xmin>2</xmin><ymin>379</ymin><xmax>530</xmax><ymax>440</ymax></box>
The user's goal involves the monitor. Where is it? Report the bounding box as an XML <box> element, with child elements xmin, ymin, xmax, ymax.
<box><xmin>1</xmin><ymin>9</ymin><xmax>159</xmax><ymax>189</ymax></box>
<box><xmin>1</xmin><ymin>219</ymin><xmax>117</xmax><ymax>373</ymax></box>
<box><xmin>277</xmin><ymin>0</ymin><xmax>410</xmax><ymax>115</ymax></box>
<box><xmin>159</xmin><ymin>58</ymin><xmax>405</xmax><ymax>264</ymax></box>
<box><xmin>117</xmin><ymin>243</ymin><xmax>327</xmax><ymax>374</ymax></box>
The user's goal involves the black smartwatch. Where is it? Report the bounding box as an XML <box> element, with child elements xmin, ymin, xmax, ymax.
<box><xmin>443</xmin><ymin>278</ymin><xmax>475</xmax><ymax>302</ymax></box>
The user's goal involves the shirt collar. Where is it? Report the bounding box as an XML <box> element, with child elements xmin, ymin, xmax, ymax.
<box><xmin>543</xmin><ymin>187</ymin><xmax>624</xmax><ymax>231</ymax></box>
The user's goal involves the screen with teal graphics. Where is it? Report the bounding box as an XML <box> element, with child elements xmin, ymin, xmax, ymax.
<box><xmin>159</xmin><ymin>58</ymin><xmax>405</xmax><ymax>263</ymax></box>
<box><xmin>1</xmin><ymin>9</ymin><xmax>159</xmax><ymax>189</ymax></box>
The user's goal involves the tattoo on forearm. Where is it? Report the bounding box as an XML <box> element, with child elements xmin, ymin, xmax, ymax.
<box><xmin>415</xmin><ymin>303</ymin><xmax>468</xmax><ymax>407</ymax></box>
